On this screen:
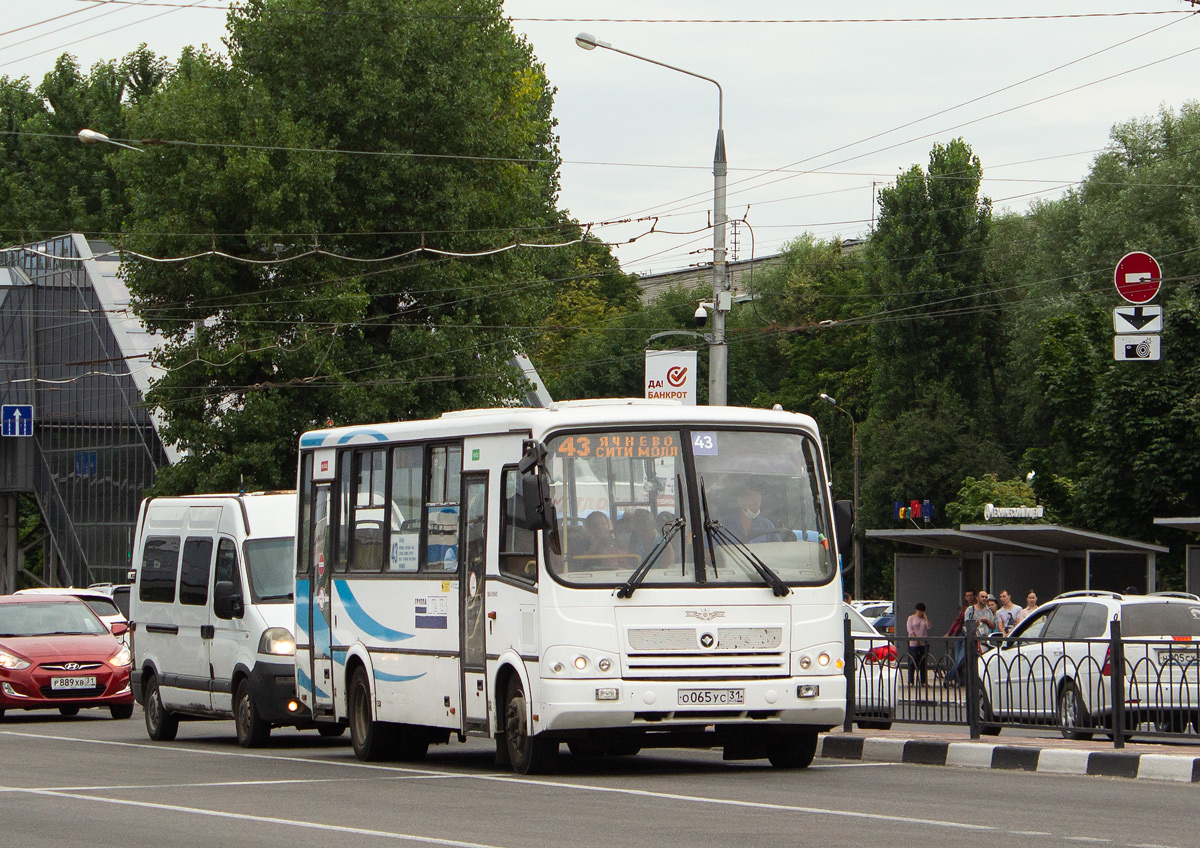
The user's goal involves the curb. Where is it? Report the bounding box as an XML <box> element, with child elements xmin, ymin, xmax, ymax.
<box><xmin>818</xmin><ymin>735</ymin><xmax>1200</xmax><ymax>783</ymax></box>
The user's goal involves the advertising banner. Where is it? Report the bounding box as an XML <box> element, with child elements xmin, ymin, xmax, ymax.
<box><xmin>644</xmin><ymin>349</ymin><xmax>697</xmax><ymax>405</ymax></box>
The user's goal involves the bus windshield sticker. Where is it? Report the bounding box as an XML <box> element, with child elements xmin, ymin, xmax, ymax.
<box><xmin>692</xmin><ymin>432</ymin><xmax>718</xmax><ymax>455</ymax></box>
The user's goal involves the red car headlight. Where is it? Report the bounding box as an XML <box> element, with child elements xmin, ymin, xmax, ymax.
<box><xmin>0</xmin><ymin>648</ymin><xmax>31</xmax><ymax>671</ymax></box>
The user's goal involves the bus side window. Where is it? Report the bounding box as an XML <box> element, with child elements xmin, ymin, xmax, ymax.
<box><xmin>388</xmin><ymin>445</ymin><xmax>423</xmax><ymax>572</ymax></box>
<box><xmin>499</xmin><ymin>466</ymin><xmax>537</xmax><ymax>583</ymax></box>
<box><xmin>423</xmin><ymin>444</ymin><xmax>462</xmax><ymax>572</ymax></box>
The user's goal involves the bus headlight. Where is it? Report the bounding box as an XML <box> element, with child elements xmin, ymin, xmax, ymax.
<box><xmin>258</xmin><ymin>627</ymin><xmax>296</xmax><ymax>656</ymax></box>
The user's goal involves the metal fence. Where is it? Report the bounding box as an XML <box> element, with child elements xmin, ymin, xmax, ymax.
<box><xmin>845</xmin><ymin>619</ymin><xmax>1200</xmax><ymax>749</ymax></box>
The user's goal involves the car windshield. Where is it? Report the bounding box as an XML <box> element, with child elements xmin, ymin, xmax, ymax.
<box><xmin>1122</xmin><ymin>602</ymin><xmax>1200</xmax><ymax>638</ymax></box>
<box><xmin>545</xmin><ymin>428</ymin><xmax>835</xmax><ymax>589</ymax></box>
<box><xmin>244</xmin><ymin>538</ymin><xmax>296</xmax><ymax>601</ymax></box>
<box><xmin>844</xmin><ymin>605</ymin><xmax>878</xmax><ymax>636</ymax></box>
<box><xmin>0</xmin><ymin>601</ymin><xmax>108</xmax><ymax>637</ymax></box>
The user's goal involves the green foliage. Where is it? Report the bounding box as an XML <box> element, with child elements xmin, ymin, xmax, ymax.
<box><xmin>945</xmin><ymin>473</ymin><xmax>1039</xmax><ymax>525</ymax></box>
<box><xmin>0</xmin><ymin>46</ymin><xmax>168</xmax><ymax>239</ymax></box>
<box><xmin>119</xmin><ymin>0</ymin><xmax>575</xmax><ymax>492</ymax></box>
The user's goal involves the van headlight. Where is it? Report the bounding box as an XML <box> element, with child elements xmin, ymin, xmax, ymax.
<box><xmin>258</xmin><ymin>627</ymin><xmax>296</xmax><ymax>656</ymax></box>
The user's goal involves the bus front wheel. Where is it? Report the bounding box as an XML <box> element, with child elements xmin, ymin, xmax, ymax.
<box><xmin>504</xmin><ymin>677</ymin><xmax>557</xmax><ymax>775</ymax></box>
<box><xmin>767</xmin><ymin>729</ymin><xmax>818</xmax><ymax>769</ymax></box>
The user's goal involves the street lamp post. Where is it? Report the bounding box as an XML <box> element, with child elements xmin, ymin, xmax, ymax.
<box><xmin>575</xmin><ymin>33</ymin><xmax>730</xmax><ymax>405</ymax></box>
<box><xmin>819</xmin><ymin>393</ymin><xmax>861</xmax><ymax>599</ymax></box>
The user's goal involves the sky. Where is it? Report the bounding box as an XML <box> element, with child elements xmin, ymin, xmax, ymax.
<box><xmin>3</xmin><ymin>1</ymin><xmax>1200</xmax><ymax>275</ymax></box>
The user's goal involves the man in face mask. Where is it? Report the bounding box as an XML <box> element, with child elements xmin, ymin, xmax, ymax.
<box><xmin>726</xmin><ymin>485</ymin><xmax>781</xmax><ymax>543</ymax></box>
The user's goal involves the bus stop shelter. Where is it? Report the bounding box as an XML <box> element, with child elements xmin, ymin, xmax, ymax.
<box><xmin>865</xmin><ymin>524</ymin><xmax>1166</xmax><ymax>641</ymax></box>
<box><xmin>1153</xmin><ymin>517</ymin><xmax>1200</xmax><ymax>594</ymax></box>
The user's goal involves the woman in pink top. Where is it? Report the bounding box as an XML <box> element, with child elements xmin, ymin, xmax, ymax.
<box><xmin>906</xmin><ymin>603</ymin><xmax>932</xmax><ymax>686</ymax></box>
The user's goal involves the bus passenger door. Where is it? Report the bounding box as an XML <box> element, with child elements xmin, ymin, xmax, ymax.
<box><xmin>460</xmin><ymin>473</ymin><xmax>489</xmax><ymax>732</ymax></box>
<box><xmin>309</xmin><ymin>482</ymin><xmax>335</xmax><ymax>714</ymax></box>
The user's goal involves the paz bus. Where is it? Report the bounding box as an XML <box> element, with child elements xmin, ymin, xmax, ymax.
<box><xmin>294</xmin><ymin>400</ymin><xmax>850</xmax><ymax>773</ymax></box>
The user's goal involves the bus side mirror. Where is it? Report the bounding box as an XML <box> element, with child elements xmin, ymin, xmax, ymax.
<box><xmin>834</xmin><ymin>499</ymin><xmax>853</xmax><ymax>564</ymax></box>
<box><xmin>519</xmin><ymin>440</ymin><xmax>561</xmax><ymax>555</ymax></box>
<box><xmin>214</xmin><ymin>580</ymin><xmax>244</xmax><ymax>620</ymax></box>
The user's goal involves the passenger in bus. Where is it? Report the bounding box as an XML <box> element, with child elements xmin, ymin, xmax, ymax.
<box><xmin>580</xmin><ymin>511</ymin><xmax>621</xmax><ymax>559</ymax></box>
<box><xmin>622</xmin><ymin>509</ymin><xmax>659</xmax><ymax>559</ymax></box>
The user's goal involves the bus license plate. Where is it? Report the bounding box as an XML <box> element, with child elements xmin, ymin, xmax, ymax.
<box><xmin>51</xmin><ymin>676</ymin><xmax>96</xmax><ymax>690</ymax></box>
<box><xmin>677</xmin><ymin>688</ymin><xmax>744</xmax><ymax>706</ymax></box>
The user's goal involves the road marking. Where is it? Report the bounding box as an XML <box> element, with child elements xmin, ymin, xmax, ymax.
<box><xmin>3</xmin><ymin>775</ymin><xmax>460</xmax><ymax>793</ymax></box>
<box><xmin>4</xmin><ymin>787</ymin><xmax>511</xmax><ymax>848</ymax></box>
<box><xmin>0</xmin><ymin>730</ymin><xmax>1183</xmax><ymax>848</ymax></box>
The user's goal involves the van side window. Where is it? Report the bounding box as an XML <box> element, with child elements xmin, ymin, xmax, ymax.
<box><xmin>499</xmin><ymin>466</ymin><xmax>536</xmax><ymax>584</ymax></box>
<box><xmin>388</xmin><ymin>445</ymin><xmax>423</xmax><ymax>572</ymax></box>
<box><xmin>424</xmin><ymin>444</ymin><xmax>462</xmax><ymax>572</ymax></box>
<box><xmin>140</xmin><ymin>536</ymin><xmax>180</xmax><ymax>603</ymax></box>
<box><xmin>349</xmin><ymin>449</ymin><xmax>387</xmax><ymax>572</ymax></box>
<box><xmin>216</xmin><ymin>538</ymin><xmax>241</xmax><ymax>594</ymax></box>
<box><xmin>179</xmin><ymin>538</ymin><xmax>214</xmax><ymax>606</ymax></box>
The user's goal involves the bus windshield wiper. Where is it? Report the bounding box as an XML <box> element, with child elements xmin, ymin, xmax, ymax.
<box><xmin>616</xmin><ymin>516</ymin><xmax>686</xmax><ymax>599</ymax></box>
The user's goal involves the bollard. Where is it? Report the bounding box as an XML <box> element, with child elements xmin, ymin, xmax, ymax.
<box><xmin>843</xmin><ymin>613</ymin><xmax>854</xmax><ymax>733</ymax></box>
<box><xmin>965</xmin><ymin>628</ymin><xmax>980</xmax><ymax>740</ymax></box>
<box><xmin>1110</xmin><ymin>616</ymin><xmax>1126</xmax><ymax>750</ymax></box>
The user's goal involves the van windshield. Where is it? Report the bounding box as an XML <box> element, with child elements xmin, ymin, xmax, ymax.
<box><xmin>245</xmin><ymin>538</ymin><xmax>295</xmax><ymax>602</ymax></box>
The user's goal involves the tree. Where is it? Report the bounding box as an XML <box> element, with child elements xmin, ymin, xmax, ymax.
<box><xmin>119</xmin><ymin>0</ymin><xmax>578</xmax><ymax>492</ymax></box>
<box><xmin>868</xmin><ymin>138</ymin><xmax>994</xmax><ymax>419</ymax></box>
<box><xmin>944</xmin><ymin>473</ymin><xmax>1042</xmax><ymax>526</ymax></box>
<box><xmin>0</xmin><ymin>46</ymin><xmax>168</xmax><ymax>239</ymax></box>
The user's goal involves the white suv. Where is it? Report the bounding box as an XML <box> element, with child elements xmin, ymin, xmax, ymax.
<box><xmin>979</xmin><ymin>591</ymin><xmax>1200</xmax><ymax>738</ymax></box>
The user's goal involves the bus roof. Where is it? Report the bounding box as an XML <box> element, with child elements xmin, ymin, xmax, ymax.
<box><xmin>299</xmin><ymin>401</ymin><xmax>820</xmax><ymax>450</ymax></box>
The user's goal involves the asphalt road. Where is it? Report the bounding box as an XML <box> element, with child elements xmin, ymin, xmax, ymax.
<box><xmin>0</xmin><ymin>708</ymin><xmax>1193</xmax><ymax>848</ymax></box>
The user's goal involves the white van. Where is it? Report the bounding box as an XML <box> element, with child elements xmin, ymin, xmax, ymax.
<box><xmin>128</xmin><ymin>492</ymin><xmax>334</xmax><ymax>746</ymax></box>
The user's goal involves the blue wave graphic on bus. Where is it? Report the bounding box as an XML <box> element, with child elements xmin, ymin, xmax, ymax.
<box><xmin>334</xmin><ymin>581</ymin><xmax>415</xmax><ymax>642</ymax></box>
<box><xmin>296</xmin><ymin>666</ymin><xmax>328</xmax><ymax>700</ymax></box>
<box><xmin>373</xmin><ymin>669</ymin><xmax>426</xmax><ymax>683</ymax></box>
<box><xmin>299</xmin><ymin>428</ymin><xmax>390</xmax><ymax>447</ymax></box>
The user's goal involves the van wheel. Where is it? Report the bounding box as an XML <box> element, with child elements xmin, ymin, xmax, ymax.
<box><xmin>348</xmin><ymin>666</ymin><xmax>397</xmax><ymax>761</ymax></box>
<box><xmin>59</xmin><ymin>706</ymin><xmax>80</xmax><ymax>717</ymax></box>
<box><xmin>504</xmin><ymin>676</ymin><xmax>557</xmax><ymax>774</ymax></box>
<box><xmin>767</xmin><ymin>729</ymin><xmax>818</xmax><ymax>769</ymax></box>
<box><xmin>144</xmin><ymin>675</ymin><xmax>178</xmax><ymax>742</ymax></box>
<box><xmin>110</xmin><ymin>704</ymin><xmax>134</xmax><ymax>720</ymax></box>
<box><xmin>235</xmin><ymin>679</ymin><xmax>271</xmax><ymax>748</ymax></box>
<box><xmin>1058</xmin><ymin>680</ymin><xmax>1094</xmax><ymax>741</ymax></box>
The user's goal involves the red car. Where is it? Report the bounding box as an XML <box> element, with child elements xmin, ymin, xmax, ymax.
<box><xmin>0</xmin><ymin>595</ymin><xmax>134</xmax><ymax>719</ymax></box>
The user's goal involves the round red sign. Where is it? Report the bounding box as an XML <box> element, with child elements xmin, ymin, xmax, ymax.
<box><xmin>1114</xmin><ymin>251</ymin><xmax>1162</xmax><ymax>304</ymax></box>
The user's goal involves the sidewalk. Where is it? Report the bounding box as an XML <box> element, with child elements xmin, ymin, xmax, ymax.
<box><xmin>818</xmin><ymin>725</ymin><xmax>1200</xmax><ymax>784</ymax></box>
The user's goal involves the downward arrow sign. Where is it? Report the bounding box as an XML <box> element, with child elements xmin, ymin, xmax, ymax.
<box><xmin>1122</xmin><ymin>307</ymin><xmax>1157</xmax><ymax>330</ymax></box>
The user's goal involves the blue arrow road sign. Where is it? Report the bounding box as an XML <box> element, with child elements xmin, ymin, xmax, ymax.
<box><xmin>1</xmin><ymin>404</ymin><xmax>33</xmax><ymax>437</ymax></box>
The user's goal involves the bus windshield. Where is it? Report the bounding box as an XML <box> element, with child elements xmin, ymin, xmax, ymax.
<box><xmin>545</xmin><ymin>428</ymin><xmax>835</xmax><ymax>589</ymax></box>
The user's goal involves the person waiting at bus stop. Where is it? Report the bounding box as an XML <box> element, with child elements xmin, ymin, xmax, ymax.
<box><xmin>943</xmin><ymin>589</ymin><xmax>975</xmax><ymax>687</ymax></box>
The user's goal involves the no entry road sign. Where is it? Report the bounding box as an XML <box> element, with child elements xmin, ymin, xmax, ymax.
<box><xmin>1114</xmin><ymin>251</ymin><xmax>1162</xmax><ymax>304</ymax></box>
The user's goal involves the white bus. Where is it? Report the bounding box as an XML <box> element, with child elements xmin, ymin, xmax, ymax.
<box><xmin>294</xmin><ymin>400</ymin><xmax>850</xmax><ymax>773</ymax></box>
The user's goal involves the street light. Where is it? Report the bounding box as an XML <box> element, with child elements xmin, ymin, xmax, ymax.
<box><xmin>575</xmin><ymin>32</ymin><xmax>731</xmax><ymax>405</ymax></box>
<box><xmin>819</xmin><ymin>393</ymin><xmax>861</xmax><ymax>599</ymax></box>
<box><xmin>77</xmin><ymin>128</ymin><xmax>144</xmax><ymax>153</ymax></box>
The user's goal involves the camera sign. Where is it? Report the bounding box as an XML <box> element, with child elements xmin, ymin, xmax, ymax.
<box><xmin>1113</xmin><ymin>334</ymin><xmax>1161</xmax><ymax>362</ymax></box>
